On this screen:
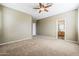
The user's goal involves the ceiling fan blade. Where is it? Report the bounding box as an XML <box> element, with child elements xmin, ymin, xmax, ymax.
<box><xmin>39</xmin><ymin>3</ymin><xmax>45</xmax><ymax>8</ymax></box>
<box><xmin>39</xmin><ymin>3</ymin><xmax>42</xmax><ymax>8</ymax></box>
<box><xmin>39</xmin><ymin>10</ymin><xmax>42</xmax><ymax>13</ymax></box>
<box><xmin>45</xmin><ymin>5</ymin><xmax>52</xmax><ymax>8</ymax></box>
<box><xmin>33</xmin><ymin>8</ymin><xmax>40</xmax><ymax>9</ymax></box>
<box><xmin>44</xmin><ymin>9</ymin><xmax>48</xmax><ymax>12</ymax></box>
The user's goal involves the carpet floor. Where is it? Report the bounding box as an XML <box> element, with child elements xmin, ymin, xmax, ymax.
<box><xmin>0</xmin><ymin>35</ymin><xmax>79</xmax><ymax>56</ymax></box>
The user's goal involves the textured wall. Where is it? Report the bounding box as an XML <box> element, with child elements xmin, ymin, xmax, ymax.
<box><xmin>0</xmin><ymin>6</ymin><xmax>32</xmax><ymax>44</ymax></box>
<box><xmin>37</xmin><ymin>9</ymin><xmax>78</xmax><ymax>41</ymax></box>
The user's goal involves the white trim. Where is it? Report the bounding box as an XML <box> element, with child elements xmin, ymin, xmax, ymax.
<box><xmin>64</xmin><ymin>18</ymin><xmax>66</xmax><ymax>40</ymax></box>
<box><xmin>65</xmin><ymin>40</ymin><xmax>77</xmax><ymax>44</ymax></box>
<box><xmin>0</xmin><ymin>36</ymin><xmax>78</xmax><ymax>46</ymax></box>
<box><xmin>56</xmin><ymin>20</ymin><xmax>58</xmax><ymax>39</ymax></box>
<box><xmin>0</xmin><ymin>38</ymin><xmax>31</xmax><ymax>46</ymax></box>
<box><xmin>58</xmin><ymin>38</ymin><xmax>78</xmax><ymax>44</ymax></box>
<box><xmin>77</xmin><ymin>41</ymin><xmax>79</xmax><ymax>45</ymax></box>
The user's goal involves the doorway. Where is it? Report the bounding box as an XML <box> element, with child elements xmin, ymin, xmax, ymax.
<box><xmin>32</xmin><ymin>23</ymin><xmax>36</xmax><ymax>36</ymax></box>
<box><xmin>58</xmin><ymin>20</ymin><xmax>65</xmax><ymax>40</ymax></box>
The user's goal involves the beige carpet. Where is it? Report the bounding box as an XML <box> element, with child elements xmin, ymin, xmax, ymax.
<box><xmin>0</xmin><ymin>35</ymin><xmax>79</xmax><ymax>56</ymax></box>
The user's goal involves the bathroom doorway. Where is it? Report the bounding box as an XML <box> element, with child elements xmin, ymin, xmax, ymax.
<box><xmin>58</xmin><ymin>20</ymin><xmax>65</xmax><ymax>40</ymax></box>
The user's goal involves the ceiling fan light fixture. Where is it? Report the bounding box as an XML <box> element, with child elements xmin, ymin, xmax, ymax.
<box><xmin>40</xmin><ymin>7</ymin><xmax>44</xmax><ymax>11</ymax></box>
<box><xmin>33</xmin><ymin>3</ymin><xmax>53</xmax><ymax>13</ymax></box>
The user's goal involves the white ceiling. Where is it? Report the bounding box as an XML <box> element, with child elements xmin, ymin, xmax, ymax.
<box><xmin>1</xmin><ymin>3</ymin><xmax>79</xmax><ymax>20</ymax></box>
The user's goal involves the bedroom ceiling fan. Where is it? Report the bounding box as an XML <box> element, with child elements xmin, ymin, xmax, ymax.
<box><xmin>33</xmin><ymin>3</ymin><xmax>53</xmax><ymax>13</ymax></box>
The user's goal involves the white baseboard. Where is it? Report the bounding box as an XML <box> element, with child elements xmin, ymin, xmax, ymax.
<box><xmin>0</xmin><ymin>37</ymin><xmax>78</xmax><ymax>46</ymax></box>
<box><xmin>0</xmin><ymin>38</ymin><xmax>31</xmax><ymax>46</ymax></box>
<box><xmin>77</xmin><ymin>41</ymin><xmax>79</xmax><ymax>45</ymax></box>
<box><xmin>65</xmin><ymin>40</ymin><xmax>77</xmax><ymax>44</ymax></box>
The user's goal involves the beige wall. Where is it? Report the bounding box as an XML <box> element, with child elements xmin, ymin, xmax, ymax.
<box><xmin>0</xmin><ymin>5</ymin><xmax>3</xmax><ymax>42</ymax></box>
<box><xmin>37</xmin><ymin>9</ymin><xmax>78</xmax><ymax>41</ymax></box>
<box><xmin>78</xmin><ymin>8</ymin><xmax>79</xmax><ymax>43</ymax></box>
<box><xmin>65</xmin><ymin>9</ymin><xmax>78</xmax><ymax>41</ymax></box>
<box><xmin>32</xmin><ymin>20</ymin><xmax>37</xmax><ymax>23</ymax></box>
<box><xmin>0</xmin><ymin>6</ymin><xmax>32</xmax><ymax>44</ymax></box>
<box><xmin>37</xmin><ymin>17</ymin><xmax>57</xmax><ymax>37</ymax></box>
